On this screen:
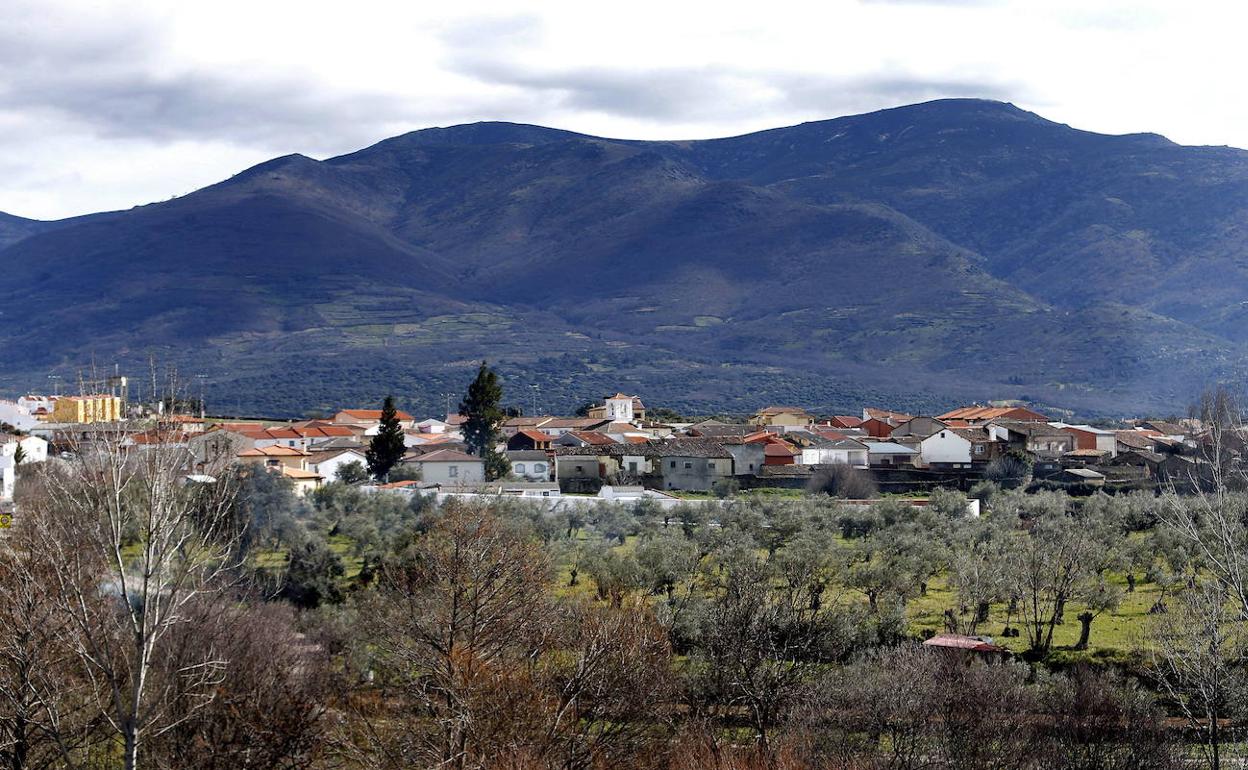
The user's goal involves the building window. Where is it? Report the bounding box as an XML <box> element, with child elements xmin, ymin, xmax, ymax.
<box><xmin>534</xmin><ymin>463</ymin><xmax>546</xmax><ymax>473</ymax></box>
<box><xmin>628</xmin><ymin>462</ymin><xmax>637</xmax><ymax>473</ymax></box>
<box><xmin>515</xmin><ymin>463</ymin><xmax>526</xmax><ymax>474</ymax></box>
<box><xmin>670</xmin><ymin>461</ymin><xmax>676</xmax><ymax>469</ymax></box>
<box><xmin>684</xmin><ymin>462</ymin><xmax>692</xmax><ymax>470</ymax></box>
<box><xmin>575</xmin><ymin>465</ymin><xmax>585</xmax><ymax>473</ymax></box>
<box><xmin>449</xmin><ymin>465</ymin><xmax>458</xmax><ymax>477</ymax></box>
<box><xmin>974</xmin><ymin>445</ymin><xmax>984</xmax><ymax>455</ymax></box>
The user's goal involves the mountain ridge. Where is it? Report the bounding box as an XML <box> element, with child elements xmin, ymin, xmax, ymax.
<box><xmin>2</xmin><ymin>99</ymin><xmax>1246</xmax><ymax>417</ymax></box>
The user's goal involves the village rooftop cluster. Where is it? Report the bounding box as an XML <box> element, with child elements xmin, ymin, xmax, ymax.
<box><xmin>0</xmin><ymin>389</ymin><xmax>1212</xmax><ymax>509</ymax></box>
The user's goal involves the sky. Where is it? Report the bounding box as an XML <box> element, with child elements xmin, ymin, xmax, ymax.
<box><xmin>1</xmin><ymin>0</ymin><xmax>1244</xmax><ymax>220</ymax></box>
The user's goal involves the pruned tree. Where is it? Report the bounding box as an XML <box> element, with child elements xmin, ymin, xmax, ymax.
<box><xmin>1005</xmin><ymin>511</ymin><xmax>1120</xmax><ymax>656</ymax></box>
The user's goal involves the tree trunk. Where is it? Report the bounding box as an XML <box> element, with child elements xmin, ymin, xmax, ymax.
<box><xmin>11</xmin><ymin>710</ymin><xmax>27</xmax><ymax>770</ymax></box>
<box><xmin>1075</xmin><ymin>611</ymin><xmax>1094</xmax><ymax>650</ymax></box>
<box><xmin>123</xmin><ymin>723</ymin><xmax>139</xmax><ymax>770</ymax></box>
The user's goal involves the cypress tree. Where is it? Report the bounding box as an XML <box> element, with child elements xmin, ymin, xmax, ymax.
<box><xmin>458</xmin><ymin>362</ymin><xmax>510</xmax><ymax>480</ymax></box>
<box><xmin>366</xmin><ymin>395</ymin><xmax>406</xmax><ymax>480</ymax></box>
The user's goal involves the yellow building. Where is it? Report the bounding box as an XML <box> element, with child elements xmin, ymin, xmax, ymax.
<box><xmin>749</xmin><ymin>406</ymin><xmax>814</xmax><ymax>428</ymax></box>
<box><xmin>51</xmin><ymin>394</ymin><xmax>124</xmax><ymax>424</ymax></box>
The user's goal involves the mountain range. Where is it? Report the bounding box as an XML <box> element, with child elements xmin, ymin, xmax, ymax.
<box><xmin>2</xmin><ymin>98</ymin><xmax>1247</xmax><ymax>418</ymax></box>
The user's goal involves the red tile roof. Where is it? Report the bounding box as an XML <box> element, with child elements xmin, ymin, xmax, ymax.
<box><xmin>238</xmin><ymin>445</ymin><xmax>309</xmax><ymax>457</ymax></box>
<box><xmin>516</xmin><ymin>429</ymin><xmax>554</xmax><ymax>442</ymax></box>
<box><xmin>337</xmin><ymin>408</ymin><xmax>415</xmax><ymax>422</ymax></box>
<box><xmin>937</xmin><ymin>406</ymin><xmax>1048</xmax><ymax>422</ymax></box>
<box><xmin>415</xmin><ymin>449</ymin><xmax>482</xmax><ymax>463</ymax></box>
<box><xmin>566</xmin><ymin>431</ymin><xmax>618</xmax><ymax>446</ymax></box>
<box><xmin>922</xmin><ymin>634</ymin><xmax>1008</xmax><ymax>654</ymax></box>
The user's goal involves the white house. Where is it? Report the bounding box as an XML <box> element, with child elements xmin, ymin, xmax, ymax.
<box><xmin>506</xmin><ymin>450</ymin><xmax>550</xmax><ymax>481</ymax></box>
<box><xmin>0</xmin><ymin>456</ymin><xmax>13</xmax><ymax>502</ymax></box>
<box><xmin>1052</xmin><ymin>423</ymin><xmax>1118</xmax><ymax>457</ymax></box>
<box><xmin>414</xmin><ymin>418</ymin><xmax>452</xmax><ymax>434</ymax></box>
<box><xmin>0</xmin><ymin>401</ymin><xmax>40</xmax><ymax>432</ymax></box>
<box><xmin>800</xmin><ymin>438</ymin><xmax>869</xmax><ymax>468</ymax></box>
<box><xmin>0</xmin><ymin>434</ymin><xmax>48</xmax><ymax>464</ymax></box>
<box><xmin>917</xmin><ymin>430</ymin><xmax>973</xmax><ymax>468</ymax></box>
<box><xmin>413</xmin><ymin>449</ymin><xmax>485</xmax><ymax>485</ymax></box>
<box><xmin>308</xmin><ymin>448</ymin><xmax>368</xmax><ymax>481</ymax></box>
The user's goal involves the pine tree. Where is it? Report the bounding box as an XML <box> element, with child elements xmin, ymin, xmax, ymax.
<box><xmin>458</xmin><ymin>362</ymin><xmax>510</xmax><ymax>480</ymax></box>
<box><xmin>366</xmin><ymin>395</ymin><xmax>406</xmax><ymax>480</ymax></box>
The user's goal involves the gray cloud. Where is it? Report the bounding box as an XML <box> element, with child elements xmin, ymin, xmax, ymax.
<box><xmin>448</xmin><ymin>49</ymin><xmax>1022</xmax><ymax>130</ymax></box>
<box><xmin>0</xmin><ymin>11</ymin><xmax>469</xmax><ymax>155</ymax></box>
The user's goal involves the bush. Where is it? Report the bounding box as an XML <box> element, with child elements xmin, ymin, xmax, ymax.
<box><xmin>807</xmin><ymin>465</ymin><xmax>878</xmax><ymax>499</ymax></box>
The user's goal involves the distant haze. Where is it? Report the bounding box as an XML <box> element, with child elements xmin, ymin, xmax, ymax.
<box><xmin>2</xmin><ymin>0</ymin><xmax>1247</xmax><ymax>219</ymax></box>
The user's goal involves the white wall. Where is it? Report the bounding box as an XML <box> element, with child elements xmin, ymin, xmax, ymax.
<box><xmin>0</xmin><ymin>402</ymin><xmax>40</xmax><ymax>432</ymax></box>
<box><xmin>0</xmin><ymin>457</ymin><xmax>13</xmax><ymax>502</ymax></box>
<box><xmin>419</xmin><ymin>460</ymin><xmax>485</xmax><ymax>485</ymax></box>
<box><xmin>919</xmin><ymin>431</ymin><xmax>973</xmax><ymax>465</ymax></box>
<box><xmin>511</xmin><ymin>459</ymin><xmax>550</xmax><ymax>481</ymax></box>
<box><xmin>313</xmin><ymin>451</ymin><xmax>367</xmax><ymax>480</ymax></box>
<box><xmin>1</xmin><ymin>436</ymin><xmax>48</xmax><ymax>464</ymax></box>
<box><xmin>605</xmin><ymin>398</ymin><xmax>634</xmax><ymax>422</ymax></box>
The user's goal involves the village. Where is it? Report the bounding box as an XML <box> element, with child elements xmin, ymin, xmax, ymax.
<box><xmin>0</xmin><ymin>384</ymin><xmax>1213</xmax><ymax>511</ymax></box>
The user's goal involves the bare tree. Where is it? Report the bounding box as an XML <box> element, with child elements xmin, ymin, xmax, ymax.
<box><xmin>0</xmin><ymin>522</ymin><xmax>101</xmax><ymax>770</ymax></box>
<box><xmin>1157</xmin><ymin>387</ymin><xmax>1248</xmax><ymax>622</ymax></box>
<box><xmin>359</xmin><ymin>501</ymin><xmax>553</xmax><ymax>769</ymax></box>
<box><xmin>1147</xmin><ymin>578</ymin><xmax>1245</xmax><ymax>770</ymax></box>
<box><xmin>146</xmin><ymin>601</ymin><xmax>331</xmax><ymax>770</ymax></box>
<box><xmin>21</xmin><ymin>422</ymin><xmax>242</xmax><ymax>770</ymax></box>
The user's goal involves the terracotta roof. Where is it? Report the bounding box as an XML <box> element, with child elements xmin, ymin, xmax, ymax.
<box><xmin>281</xmin><ymin>467</ymin><xmax>322</xmax><ymax>480</ymax></box>
<box><xmin>238</xmin><ymin>445</ymin><xmax>308</xmax><ymax>457</ymax></box>
<box><xmin>503</xmin><ymin>416</ymin><xmax>553</xmax><ymax>428</ymax></box>
<box><xmin>543</xmin><ymin>417</ymin><xmax>610</xmax><ymax>429</ymax></box>
<box><xmin>337</xmin><ymin>408</ymin><xmax>415</xmax><ymax>421</ymax></box>
<box><xmin>415</xmin><ymin>449</ymin><xmax>482</xmax><ymax>463</ymax></box>
<box><xmin>565</xmin><ymin>431</ymin><xmax>618</xmax><ymax>446</ymax></box>
<box><xmin>516</xmin><ymin>429</ymin><xmax>554</xmax><ymax>442</ymax></box>
<box><xmin>378</xmin><ymin>479</ymin><xmax>422</xmax><ymax>489</ymax></box>
<box><xmin>864</xmin><ymin>407</ymin><xmax>914</xmax><ymax>422</ymax></box>
<box><xmin>1064</xmin><ymin>448</ymin><xmax>1108</xmax><ymax>457</ymax></box>
<box><xmin>1141</xmin><ymin>420</ymin><xmax>1188</xmax><ymax>436</ymax></box>
<box><xmin>1115</xmin><ymin>431</ymin><xmax>1157</xmax><ymax>449</ymax></box>
<box><xmin>938</xmin><ymin>406</ymin><xmax>1048</xmax><ymax>422</ymax></box>
<box><xmin>828</xmin><ymin>416</ymin><xmax>864</xmax><ymax>428</ymax></box>
<box><xmin>505</xmin><ymin>450</ymin><xmax>548</xmax><ymax>461</ymax></box>
<box><xmin>306</xmin><ymin>448</ymin><xmax>365</xmax><ymax>464</ymax></box>
<box><xmin>922</xmin><ymin>634</ymin><xmax>1008</xmax><ymax>653</ymax></box>
<box><xmin>764</xmin><ymin>443</ymin><xmax>798</xmax><ymax>457</ymax></box>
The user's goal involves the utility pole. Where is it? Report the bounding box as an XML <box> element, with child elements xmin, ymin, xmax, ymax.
<box><xmin>47</xmin><ymin>373</ymin><xmax>61</xmax><ymax>397</ymax></box>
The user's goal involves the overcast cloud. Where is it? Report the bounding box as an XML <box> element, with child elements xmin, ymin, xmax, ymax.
<box><xmin>0</xmin><ymin>0</ymin><xmax>1243</xmax><ymax>219</ymax></box>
